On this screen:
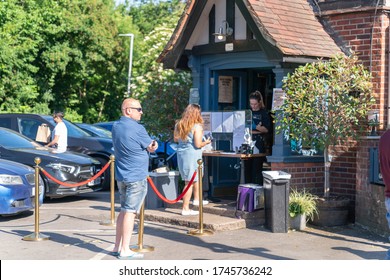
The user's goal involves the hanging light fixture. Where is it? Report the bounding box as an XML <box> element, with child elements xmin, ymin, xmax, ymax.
<box><xmin>213</xmin><ymin>20</ymin><xmax>233</xmax><ymax>40</ymax></box>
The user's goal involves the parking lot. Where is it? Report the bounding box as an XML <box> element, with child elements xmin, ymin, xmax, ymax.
<box><xmin>1</xmin><ymin>190</ymin><xmax>389</xmax><ymax>261</ymax></box>
<box><xmin>2</xmin><ymin>190</ymin><xmax>390</xmax><ymax>279</ymax></box>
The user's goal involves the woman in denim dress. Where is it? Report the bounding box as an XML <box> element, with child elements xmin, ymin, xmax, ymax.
<box><xmin>174</xmin><ymin>104</ymin><xmax>211</xmax><ymax>215</ymax></box>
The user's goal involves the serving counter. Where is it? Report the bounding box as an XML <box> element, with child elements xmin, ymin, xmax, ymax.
<box><xmin>202</xmin><ymin>151</ymin><xmax>268</xmax><ymax>199</ymax></box>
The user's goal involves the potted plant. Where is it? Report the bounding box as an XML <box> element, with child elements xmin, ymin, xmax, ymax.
<box><xmin>279</xmin><ymin>53</ymin><xmax>375</xmax><ymax>226</ymax></box>
<box><xmin>289</xmin><ymin>188</ymin><xmax>318</xmax><ymax>230</ymax></box>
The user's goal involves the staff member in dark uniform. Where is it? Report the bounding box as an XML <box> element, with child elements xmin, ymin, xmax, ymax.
<box><xmin>248</xmin><ymin>90</ymin><xmax>271</xmax><ymax>184</ymax></box>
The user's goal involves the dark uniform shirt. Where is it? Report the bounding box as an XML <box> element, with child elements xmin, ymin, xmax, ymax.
<box><xmin>251</xmin><ymin>109</ymin><xmax>271</xmax><ymax>153</ymax></box>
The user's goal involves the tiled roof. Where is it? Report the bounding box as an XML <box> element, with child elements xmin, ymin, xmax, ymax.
<box><xmin>246</xmin><ymin>0</ymin><xmax>341</xmax><ymax>57</ymax></box>
<box><xmin>158</xmin><ymin>0</ymin><xmax>342</xmax><ymax>67</ymax></box>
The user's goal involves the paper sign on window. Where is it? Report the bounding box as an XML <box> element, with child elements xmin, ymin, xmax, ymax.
<box><xmin>218</xmin><ymin>76</ymin><xmax>233</xmax><ymax>103</ymax></box>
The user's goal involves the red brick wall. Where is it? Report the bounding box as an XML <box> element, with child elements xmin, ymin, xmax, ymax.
<box><xmin>318</xmin><ymin>6</ymin><xmax>389</xmax><ymax>234</ymax></box>
<box><xmin>322</xmin><ymin>10</ymin><xmax>387</xmax><ymax>128</ymax></box>
<box><xmin>271</xmin><ymin>144</ymin><xmax>358</xmax><ymax>221</ymax></box>
<box><xmin>271</xmin><ymin>161</ymin><xmax>324</xmax><ymax>194</ymax></box>
<box><xmin>356</xmin><ymin>137</ymin><xmax>388</xmax><ymax>235</ymax></box>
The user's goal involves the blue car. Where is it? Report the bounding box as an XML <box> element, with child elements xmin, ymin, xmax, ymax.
<box><xmin>151</xmin><ymin>140</ymin><xmax>177</xmax><ymax>170</ymax></box>
<box><xmin>94</xmin><ymin>121</ymin><xmax>114</xmax><ymax>132</ymax></box>
<box><xmin>0</xmin><ymin>159</ymin><xmax>44</xmax><ymax>215</ymax></box>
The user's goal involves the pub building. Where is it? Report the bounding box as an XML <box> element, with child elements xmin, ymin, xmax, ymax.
<box><xmin>158</xmin><ymin>0</ymin><xmax>390</xmax><ymax>235</ymax></box>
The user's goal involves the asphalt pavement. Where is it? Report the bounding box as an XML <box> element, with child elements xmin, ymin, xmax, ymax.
<box><xmin>3</xmin><ymin>191</ymin><xmax>390</xmax><ymax>280</ymax></box>
<box><xmin>1</xmin><ymin>191</ymin><xmax>389</xmax><ymax>261</ymax></box>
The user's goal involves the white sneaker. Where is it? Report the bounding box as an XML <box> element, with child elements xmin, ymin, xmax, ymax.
<box><xmin>192</xmin><ymin>200</ymin><xmax>209</xmax><ymax>206</ymax></box>
<box><xmin>181</xmin><ymin>209</ymin><xmax>199</xmax><ymax>216</ymax></box>
<box><xmin>117</xmin><ymin>252</ymin><xmax>144</xmax><ymax>260</ymax></box>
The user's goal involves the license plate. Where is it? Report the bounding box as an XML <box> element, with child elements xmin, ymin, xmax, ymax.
<box><xmin>88</xmin><ymin>177</ymin><xmax>101</xmax><ymax>186</ymax></box>
<box><xmin>32</xmin><ymin>186</ymin><xmax>43</xmax><ymax>197</ymax></box>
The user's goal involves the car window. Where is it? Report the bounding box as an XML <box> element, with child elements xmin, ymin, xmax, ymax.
<box><xmin>41</xmin><ymin>116</ymin><xmax>92</xmax><ymax>138</ymax></box>
<box><xmin>17</xmin><ymin>118</ymin><xmax>46</xmax><ymax>140</ymax></box>
<box><xmin>80</xmin><ymin>124</ymin><xmax>112</xmax><ymax>138</ymax></box>
<box><xmin>95</xmin><ymin>122</ymin><xmax>114</xmax><ymax>131</ymax></box>
<box><xmin>0</xmin><ymin>129</ymin><xmax>36</xmax><ymax>149</ymax></box>
<box><xmin>91</xmin><ymin>125</ymin><xmax>112</xmax><ymax>137</ymax></box>
<box><xmin>0</xmin><ymin>118</ymin><xmax>11</xmax><ymax>129</ymax></box>
<box><xmin>63</xmin><ymin>120</ymin><xmax>92</xmax><ymax>137</ymax></box>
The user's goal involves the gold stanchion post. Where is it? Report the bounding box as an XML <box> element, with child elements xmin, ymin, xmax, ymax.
<box><xmin>23</xmin><ymin>157</ymin><xmax>50</xmax><ymax>241</ymax></box>
<box><xmin>130</xmin><ymin>200</ymin><xmax>154</xmax><ymax>252</ymax></box>
<box><xmin>100</xmin><ymin>155</ymin><xmax>116</xmax><ymax>226</ymax></box>
<box><xmin>187</xmin><ymin>159</ymin><xmax>214</xmax><ymax>236</ymax></box>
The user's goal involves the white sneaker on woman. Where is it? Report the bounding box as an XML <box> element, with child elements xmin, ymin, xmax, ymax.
<box><xmin>192</xmin><ymin>200</ymin><xmax>209</xmax><ymax>206</ymax></box>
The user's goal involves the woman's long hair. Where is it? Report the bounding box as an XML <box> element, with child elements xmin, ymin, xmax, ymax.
<box><xmin>249</xmin><ymin>90</ymin><xmax>265</xmax><ymax>109</ymax></box>
<box><xmin>174</xmin><ymin>104</ymin><xmax>203</xmax><ymax>141</ymax></box>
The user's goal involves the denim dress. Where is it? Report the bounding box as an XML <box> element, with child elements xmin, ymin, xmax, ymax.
<box><xmin>176</xmin><ymin>124</ymin><xmax>202</xmax><ymax>182</ymax></box>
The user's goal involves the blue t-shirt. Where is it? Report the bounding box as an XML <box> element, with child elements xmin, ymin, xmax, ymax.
<box><xmin>112</xmin><ymin>116</ymin><xmax>152</xmax><ymax>183</ymax></box>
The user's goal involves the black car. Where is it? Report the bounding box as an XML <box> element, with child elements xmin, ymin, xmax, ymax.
<box><xmin>0</xmin><ymin>128</ymin><xmax>102</xmax><ymax>198</ymax></box>
<box><xmin>0</xmin><ymin>113</ymin><xmax>114</xmax><ymax>190</ymax></box>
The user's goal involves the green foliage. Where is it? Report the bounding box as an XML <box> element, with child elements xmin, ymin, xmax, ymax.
<box><xmin>0</xmin><ymin>0</ymin><xmax>128</xmax><ymax>120</ymax></box>
<box><xmin>279</xmin><ymin>54</ymin><xmax>375</xmax><ymax>151</ymax></box>
<box><xmin>0</xmin><ymin>0</ymin><xmax>189</xmax><ymax>131</ymax></box>
<box><xmin>289</xmin><ymin>188</ymin><xmax>318</xmax><ymax>221</ymax></box>
<box><xmin>279</xmin><ymin>54</ymin><xmax>375</xmax><ymax>197</ymax></box>
<box><xmin>129</xmin><ymin>0</ymin><xmax>184</xmax><ymax>35</ymax></box>
<box><xmin>0</xmin><ymin>0</ymin><xmax>47</xmax><ymax>113</ymax></box>
<box><xmin>131</xmin><ymin>8</ymin><xmax>191</xmax><ymax>140</ymax></box>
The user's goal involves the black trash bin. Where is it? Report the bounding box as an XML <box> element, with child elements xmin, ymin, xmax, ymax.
<box><xmin>262</xmin><ymin>171</ymin><xmax>291</xmax><ymax>233</ymax></box>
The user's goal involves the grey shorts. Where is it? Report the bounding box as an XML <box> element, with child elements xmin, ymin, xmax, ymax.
<box><xmin>117</xmin><ymin>179</ymin><xmax>147</xmax><ymax>213</ymax></box>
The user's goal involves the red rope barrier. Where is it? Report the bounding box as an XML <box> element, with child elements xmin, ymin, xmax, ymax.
<box><xmin>147</xmin><ymin>170</ymin><xmax>197</xmax><ymax>204</ymax></box>
<box><xmin>39</xmin><ymin>160</ymin><xmax>111</xmax><ymax>187</ymax></box>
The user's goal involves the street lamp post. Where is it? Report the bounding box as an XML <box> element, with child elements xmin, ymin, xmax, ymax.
<box><xmin>119</xmin><ymin>33</ymin><xmax>134</xmax><ymax>97</ymax></box>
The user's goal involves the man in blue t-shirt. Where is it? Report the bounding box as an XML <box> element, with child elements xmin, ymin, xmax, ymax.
<box><xmin>111</xmin><ymin>98</ymin><xmax>158</xmax><ymax>260</ymax></box>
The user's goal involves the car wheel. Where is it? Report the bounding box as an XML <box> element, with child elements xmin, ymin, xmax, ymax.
<box><xmin>95</xmin><ymin>156</ymin><xmax>112</xmax><ymax>191</ymax></box>
<box><xmin>41</xmin><ymin>178</ymin><xmax>50</xmax><ymax>201</ymax></box>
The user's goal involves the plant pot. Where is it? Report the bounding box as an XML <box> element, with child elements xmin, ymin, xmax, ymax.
<box><xmin>289</xmin><ymin>214</ymin><xmax>306</xmax><ymax>230</ymax></box>
<box><xmin>309</xmin><ymin>197</ymin><xmax>350</xmax><ymax>227</ymax></box>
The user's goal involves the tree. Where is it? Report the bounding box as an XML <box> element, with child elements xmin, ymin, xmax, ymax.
<box><xmin>0</xmin><ymin>0</ymin><xmax>132</xmax><ymax>122</ymax></box>
<box><xmin>132</xmin><ymin>25</ymin><xmax>191</xmax><ymax>140</ymax></box>
<box><xmin>0</xmin><ymin>0</ymin><xmax>47</xmax><ymax>113</ymax></box>
<box><xmin>0</xmin><ymin>0</ymin><xmax>189</xmax><ymax>129</ymax></box>
<box><xmin>129</xmin><ymin>0</ymin><xmax>191</xmax><ymax>140</ymax></box>
<box><xmin>279</xmin><ymin>54</ymin><xmax>375</xmax><ymax>198</ymax></box>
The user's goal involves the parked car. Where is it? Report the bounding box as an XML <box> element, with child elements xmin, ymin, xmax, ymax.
<box><xmin>0</xmin><ymin>159</ymin><xmax>44</xmax><ymax>215</ymax></box>
<box><xmin>150</xmin><ymin>140</ymin><xmax>178</xmax><ymax>170</ymax></box>
<box><xmin>0</xmin><ymin>128</ymin><xmax>102</xmax><ymax>198</ymax></box>
<box><xmin>0</xmin><ymin>113</ymin><xmax>114</xmax><ymax>190</ymax></box>
<box><xmin>94</xmin><ymin>121</ymin><xmax>177</xmax><ymax>169</ymax></box>
<box><xmin>94</xmin><ymin>121</ymin><xmax>114</xmax><ymax>132</ymax></box>
<box><xmin>75</xmin><ymin>123</ymin><xmax>112</xmax><ymax>138</ymax></box>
